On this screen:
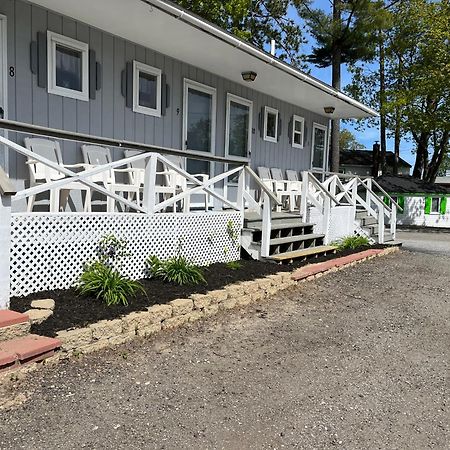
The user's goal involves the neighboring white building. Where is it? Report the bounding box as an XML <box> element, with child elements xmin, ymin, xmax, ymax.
<box><xmin>376</xmin><ymin>175</ymin><xmax>450</xmax><ymax>229</ymax></box>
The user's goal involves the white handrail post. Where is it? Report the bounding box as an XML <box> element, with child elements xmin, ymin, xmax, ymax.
<box><xmin>378</xmin><ymin>199</ymin><xmax>385</xmax><ymax>244</ymax></box>
<box><xmin>143</xmin><ymin>154</ymin><xmax>158</xmax><ymax>214</ymax></box>
<box><xmin>352</xmin><ymin>178</ymin><xmax>358</xmax><ymax>206</ymax></box>
<box><xmin>300</xmin><ymin>171</ymin><xmax>308</xmax><ymax>219</ymax></box>
<box><xmin>390</xmin><ymin>202</ymin><xmax>397</xmax><ymax>240</ymax></box>
<box><xmin>330</xmin><ymin>175</ymin><xmax>337</xmax><ymax>198</ymax></box>
<box><xmin>261</xmin><ymin>192</ymin><xmax>272</xmax><ymax>258</ymax></box>
<box><xmin>236</xmin><ymin>167</ymin><xmax>245</xmax><ymax>214</ymax></box>
<box><xmin>0</xmin><ymin>192</ymin><xmax>12</xmax><ymax>309</ymax></box>
<box><xmin>366</xmin><ymin>178</ymin><xmax>372</xmax><ymax>211</ymax></box>
<box><xmin>323</xmin><ymin>195</ymin><xmax>331</xmax><ymax>244</ymax></box>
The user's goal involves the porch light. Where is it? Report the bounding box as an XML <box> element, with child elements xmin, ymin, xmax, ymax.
<box><xmin>324</xmin><ymin>106</ymin><xmax>335</xmax><ymax>114</ymax></box>
<box><xmin>241</xmin><ymin>71</ymin><xmax>257</xmax><ymax>82</ymax></box>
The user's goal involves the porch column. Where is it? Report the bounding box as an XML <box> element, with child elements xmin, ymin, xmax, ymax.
<box><xmin>0</xmin><ymin>168</ymin><xmax>15</xmax><ymax>309</ymax></box>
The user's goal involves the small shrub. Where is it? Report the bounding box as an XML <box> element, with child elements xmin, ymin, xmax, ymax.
<box><xmin>77</xmin><ymin>261</ymin><xmax>145</xmax><ymax>306</ymax></box>
<box><xmin>334</xmin><ymin>235</ymin><xmax>370</xmax><ymax>251</ymax></box>
<box><xmin>226</xmin><ymin>261</ymin><xmax>242</xmax><ymax>271</ymax></box>
<box><xmin>147</xmin><ymin>255</ymin><xmax>206</xmax><ymax>286</ymax></box>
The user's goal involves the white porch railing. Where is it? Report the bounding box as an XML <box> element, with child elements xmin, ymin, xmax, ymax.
<box><xmin>305</xmin><ymin>172</ymin><xmax>402</xmax><ymax>244</ymax></box>
<box><xmin>0</xmin><ymin>133</ymin><xmax>281</xmax><ymax>306</ymax></box>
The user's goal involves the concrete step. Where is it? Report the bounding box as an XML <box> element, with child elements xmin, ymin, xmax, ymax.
<box><xmin>243</xmin><ymin>220</ymin><xmax>312</xmax><ymax>231</ymax></box>
<box><xmin>244</xmin><ymin>211</ymin><xmax>302</xmax><ymax>222</ymax></box>
<box><xmin>268</xmin><ymin>233</ymin><xmax>325</xmax><ymax>247</ymax></box>
<box><xmin>0</xmin><ymin>335</ymin><xmax>61</xmax><ymax>372</ymax></box>
<box><xmin>0</xmin><ymin>311</ymin><xmax>31</xmax><ymax>342</ymax></box>
<box><xmin>265</xmin><ymin>245</ymin><xmax>337</xmax><ymax>263</ymax></box>
<box><xmin>359</xmin><ymin>216</ymin><xmax>377</xmax><ymax>226</ymax></box>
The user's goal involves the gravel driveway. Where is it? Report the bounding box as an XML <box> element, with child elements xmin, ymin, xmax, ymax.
<box><xmin>397</xmin><ymin>229</ymin><xmax>450</xmax><ymax>256</ymax></box>
<box><xmin>0</xmin><ymin>250</ymin><xmax>449</xmax><ymax>450</ymax></box>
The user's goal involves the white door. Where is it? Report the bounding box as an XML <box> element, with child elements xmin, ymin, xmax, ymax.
<box><xmin>183</xmin><ymin>79</ymin><xmax>216</xmax><ymax>176</ymax></box>
<box><xmin>311</xmin><ymin>122</ymin><xmax>328</xmax><ymax>173</ymax></box>
<box><xmin>182</xmin><ymin>79</ymin><xmax>216</xmax><ymax>208</ymax></box>
<box><xmin>0</xmin><ymin>15</ymin><xmax>7</xmax><ymax>172</ymax></box>
<box><xmin>224</xmin><ymin>93</ymin><xmax>253</xmax><ymax>203</ymax></box>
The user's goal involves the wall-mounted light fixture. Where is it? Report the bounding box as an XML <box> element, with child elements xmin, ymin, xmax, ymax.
<box><xmin>324</xmin><ymin>106</ymin><xmax>335</xmax><ymax>114</ymax></box>
<box><xmin>241</xmin><ymin>71</ymin><xmax>257</xmax><ymax>82</ymax></box>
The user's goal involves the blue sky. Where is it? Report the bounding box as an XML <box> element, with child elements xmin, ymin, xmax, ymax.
<box><xmin>286</xmin><ymin>1</ymin><xmax>415</xmax><ymax>167</ymax></box>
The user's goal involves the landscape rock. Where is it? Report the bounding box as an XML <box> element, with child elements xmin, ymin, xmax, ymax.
<box><xmin>24</xmin><ymin>309</ymin><xmax>53</xmax><ymax>325</ymax></box>
<box><xmin>169</xmin><ymin>298</ymin><xmax>193</xmax><ymax>316</ymax></box>
<box><xmin>30</xmin><ymin>299</ymin><xmax>55</xmax><ymax>310</ymax></box>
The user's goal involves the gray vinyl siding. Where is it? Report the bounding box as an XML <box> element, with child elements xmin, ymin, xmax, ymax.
<box><xmin>1</xmin><ymin>0</ymin><xmax>328</xmax><ymax>183</ymax></box>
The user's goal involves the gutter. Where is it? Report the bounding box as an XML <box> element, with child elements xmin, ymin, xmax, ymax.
<box><xmin>142</xmin><ymin>0</ymin><xmax>378</xmax><ymax>118</ymax></box>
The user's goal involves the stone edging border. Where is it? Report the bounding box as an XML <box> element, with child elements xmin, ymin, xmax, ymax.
<box><xmin>1</xmin><ymin>246</ymin><xmax>399</xmax><ymax>384</ymax></box>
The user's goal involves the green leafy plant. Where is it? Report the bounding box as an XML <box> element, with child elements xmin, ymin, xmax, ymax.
<box><xmin>225</xmin><ymin>261</ymin><xmax>242</xmax><ymax>271</ymax></box>
<box><xmin>77</xmin><ymin>233</ymin><xmax>144</xmax><ymax>306</ymax></box>
<box><xmin>147</xmin><ymin>255</ymin><xmax>206</xmax><ymax>286</ymax></box>
<box><xmin>334</xmin><ymin>235</ymin><xmax>370</xmax><ymax>251</ymax></box>
<box><xmin>77</xmin><ymin>261</ymin><xmax>145</xmax><ymax>306</ymax></box>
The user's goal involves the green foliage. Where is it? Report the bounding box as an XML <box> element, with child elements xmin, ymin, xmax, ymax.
<box><xmin>334</xmin><ymin>235</ymin><xmax>370</xmax><ymax>251</ymax></box>
<box><xmin>77</xmin><ymin>261</ymin><xmax>145</xmax><ymax>306</ymax></box>
<box><xmin>174</xmin><ymin>0</ymin><xmax>307</xmax><ymax>68</ymax></box>
<box><xmin>346</xmin><ymin>0</ymin><xmax>450</xmax><ymax>182</ymax></box>
<box><xmin>295</xmin><ymin>0</ymin><xmax>387</xmax><ymax>68</ymax></box>
<box><xmin>96</xmin><ymin>234</ymin><xmax>129</xmax><ymax>267</ymax></box>
<box><xmin>225</xmin><ymin>260</ymin><xmax>242</xmax><ymax>271</ymax></box>
<box><xmin>77</xmin><ymin>233</ymin><xmax>144</xmax><ymax>306</ymax></box>
<box><xmin>340</xmin><ymin>129</ymin><xmax>365</xmax><ymax>151</ymax></box>
<box><xmin>147</xmin><ymin>255</ymin><xmax>206</xmax><ymax>286</ymax></box>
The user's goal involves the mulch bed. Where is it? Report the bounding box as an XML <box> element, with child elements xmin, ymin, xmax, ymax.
<box><xmin>10</xmin><ymin>245</ymin><xmax>388</xmax><ymax>337</ymax></box>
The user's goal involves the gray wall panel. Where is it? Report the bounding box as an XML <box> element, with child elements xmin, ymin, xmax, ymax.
<box><xmin>3</xmin><ymin>0</ymin><xmax>329</xmax><ymax>184</ymax></box>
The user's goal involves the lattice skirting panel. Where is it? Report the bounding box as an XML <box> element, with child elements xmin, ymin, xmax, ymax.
<box><xmin>10</xmin><ymin>212</ymin><xmax>242</xmax><ymax>297</ymax></box>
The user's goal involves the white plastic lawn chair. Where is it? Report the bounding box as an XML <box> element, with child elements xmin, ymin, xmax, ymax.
<box><xmin>285</xmin><ymin>169</ymin><xmax>302</xmax><ymax>211</ymax></box>
<box><xmin>167</xmin><ymin>155</ymin><xmax>210</xmax><ymax>212</ymax></box>
<box><xmin>81</xmin><ymin>145</ymin><xmax>142</xmax><ymax>212</ymax></box>
<box><xmin>24</xmin><ymin>137</ymin><xmax>91</xmax><ymax>212</ymax></box>
<box><xmin>123</xmin><ymin>150</ymin><xmax>183</xmax><ymax>211</ymax></box>
<box><xmin>270</xmin><ymin>167</ymin><xmax>298</xmax><ymax>211</ymax></box>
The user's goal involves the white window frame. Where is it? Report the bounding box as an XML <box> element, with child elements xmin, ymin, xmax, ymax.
<box><xmin>225</xmin><ymin>93</ymin><xmax>253</xmax><ymax>163</ymax></box>
<box><xmin>430</xmin><ymin>197</ymin><xmax>441</xmax><ymax>214</ymax></box>
<box><xmin>291</xmin><ymin>115</ymin><xmax>305</xmax><ymax>149</ymax></box>
<box><xmin>263</xmin><ymin>106</ymin><xmax>278</xmax><ymax>143</ymax></box>
<box><xmin>132</xmin><ymin>60</ymin><xmax>162</xmax><ymax>117</ymax></box>
<box><xmin>47</xmin><ymin>31</ymin><xmax>89</xmax><ymax>101</ymax></box>
<box><xmin>182</xmin><ymin>78</ymin><xmax>217</xmax><ymax>156</ymax></box>
<box><xmin>311</xmin><ymin>122</ymin><xmax>329</xmax><ymax>171</ymax></box>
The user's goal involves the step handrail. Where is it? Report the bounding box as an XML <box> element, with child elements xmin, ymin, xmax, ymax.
<box><xmin>244</xmin><ymin>166</ymin><xmax>281</xmax><ymax>206</ymax></box>
<box><xmin>307</xmin><ymin>173</ymin><xmax>340</xmax><ymax>205</ymax></box>
<box><xmin>371</xmin><ymin>179</ymin><xmax>404</xmax><ymax>213</ymax></box>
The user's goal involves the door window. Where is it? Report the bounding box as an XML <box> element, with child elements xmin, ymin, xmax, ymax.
<box><xmin>312</xmin><ymin>123</ymin><xmax>328</xmax><ymax>170</ymax></box>
<box><xmin>226</xmin><ymin>94</ymin><xmax>252</xmax><ymax>160</ymax></box>
<box><xmin>183</xmin><ymin>80</ymin><xmax>216</xmax><ymax>175</ymax></box>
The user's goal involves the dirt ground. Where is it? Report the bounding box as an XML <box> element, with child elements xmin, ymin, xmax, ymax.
<box><xmin>0</xmin><ymin>250</ymin><xmax>449</xmax><ymax>450</ymax></box>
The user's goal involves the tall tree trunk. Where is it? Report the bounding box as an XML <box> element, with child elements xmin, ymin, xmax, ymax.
<box><xmin>330</xmin><ymin>0</ymin><xmax>341</xmax><ymax>173</ymax></box>
<box><xmin>412</xmin><ymin>131</ymin><xmax>429</xmax><ymax>179</ymax></box>
<box><xmin>379</xmin><ymin>36</ymin><xmax>387</xmax><ymax>173</ymax></box>
<box><xmin>393</xmin><ymin>109</ymin><xmax>401</xmax><ymax>175</ymax></box>
<box><xmin>425</xmin><ymin>131</ymin><xmax>449</xmax><ymax>183</ymax></box>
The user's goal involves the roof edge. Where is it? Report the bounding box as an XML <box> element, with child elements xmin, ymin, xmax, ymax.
<box><xmin>144</xmin><ymin>0</ymin><xmax>378</xmax><ymax>118</ymax></box>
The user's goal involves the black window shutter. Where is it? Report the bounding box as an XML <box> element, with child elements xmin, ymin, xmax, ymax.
<box><xmin>37</xmin><ymin>31</ymin><xmax>47</xmax><ymax>88</ymax></box>
<box><xmin>288</xmin><ymin>117</ymin><xmax>293</xmax><ymax>145</ymax></box>
<box><xmin>89</xmin><ymin>50</ymin><xmax>96</xmax><ymax>100</ymax></box>
<box><xmin>161</xmin><ymin>73</ymin><xmax>168</xmax><ymax>115</ymax></box>
<box><xmin>96</xmin><ymin>62</ymin><xmax>102</xmax><ymax>91</ymax></box>
<box><xmin>125</xmin><ymin>61</ymin><xmax>133</xmax><ymax>108</ymax></box>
